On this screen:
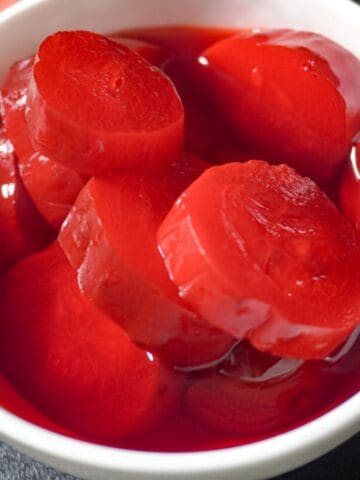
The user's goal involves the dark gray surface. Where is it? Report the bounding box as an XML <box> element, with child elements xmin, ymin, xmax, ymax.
<box><xmin>0</xmin><ymin>442</ymin><xmax>76</xmax><ymax>480</ymax></box>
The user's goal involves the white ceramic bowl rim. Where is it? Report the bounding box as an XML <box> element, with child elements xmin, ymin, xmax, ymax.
<box><xmin>0</xmin><ymin>392</ymin><xmax>359</xmax><ymax>476</ymax></box>
<box><xmin>0</xmin><ymin>0</ymin><xmax>359</xmax><ymax>478</ymax></box>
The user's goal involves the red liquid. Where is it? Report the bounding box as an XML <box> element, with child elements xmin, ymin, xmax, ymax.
<box><xmin>2</xmin><ymin>26</ymin><xmax>360</xmax><ymax>452</ymax></box>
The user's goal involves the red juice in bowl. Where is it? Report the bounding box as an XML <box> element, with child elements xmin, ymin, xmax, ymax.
<box><xmin>0</xmin><ymin>24</ymin><xmax>360</xmax><ymax>453</ymax></box>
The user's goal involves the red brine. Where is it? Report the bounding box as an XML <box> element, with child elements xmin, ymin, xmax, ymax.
<box><xmin>0</xmin><ymin>25</ymin><xmax>359</xmax><ymax>453</ymax></box>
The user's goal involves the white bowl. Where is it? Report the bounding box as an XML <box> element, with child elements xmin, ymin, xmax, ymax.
<box><xmin>0</xmin><ymin>0</ymin><xmax>359</xmax><ymax>479</ymax></box>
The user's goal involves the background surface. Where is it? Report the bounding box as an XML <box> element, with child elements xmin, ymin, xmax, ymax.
<box><xmin>0</xmin><ymin>0</ymin><xmax>359</xmax><ymax>478</ymax></box>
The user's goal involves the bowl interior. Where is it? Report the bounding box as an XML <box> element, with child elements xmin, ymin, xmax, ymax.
<box><xmin>0</xmin><ymin>0</ymin><xmax>360</xmax><ymax>479</ymax></box>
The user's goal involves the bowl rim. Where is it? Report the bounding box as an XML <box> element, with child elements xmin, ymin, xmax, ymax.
<box><xmin>0</xmin><ymin>393</ymin><xmax>359</xmax><ymax>476</ymax></box>
<box><xmin>0</xmin><ymin>0</ymin><xmax>360</xmax><ymax>477</ymax></box>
